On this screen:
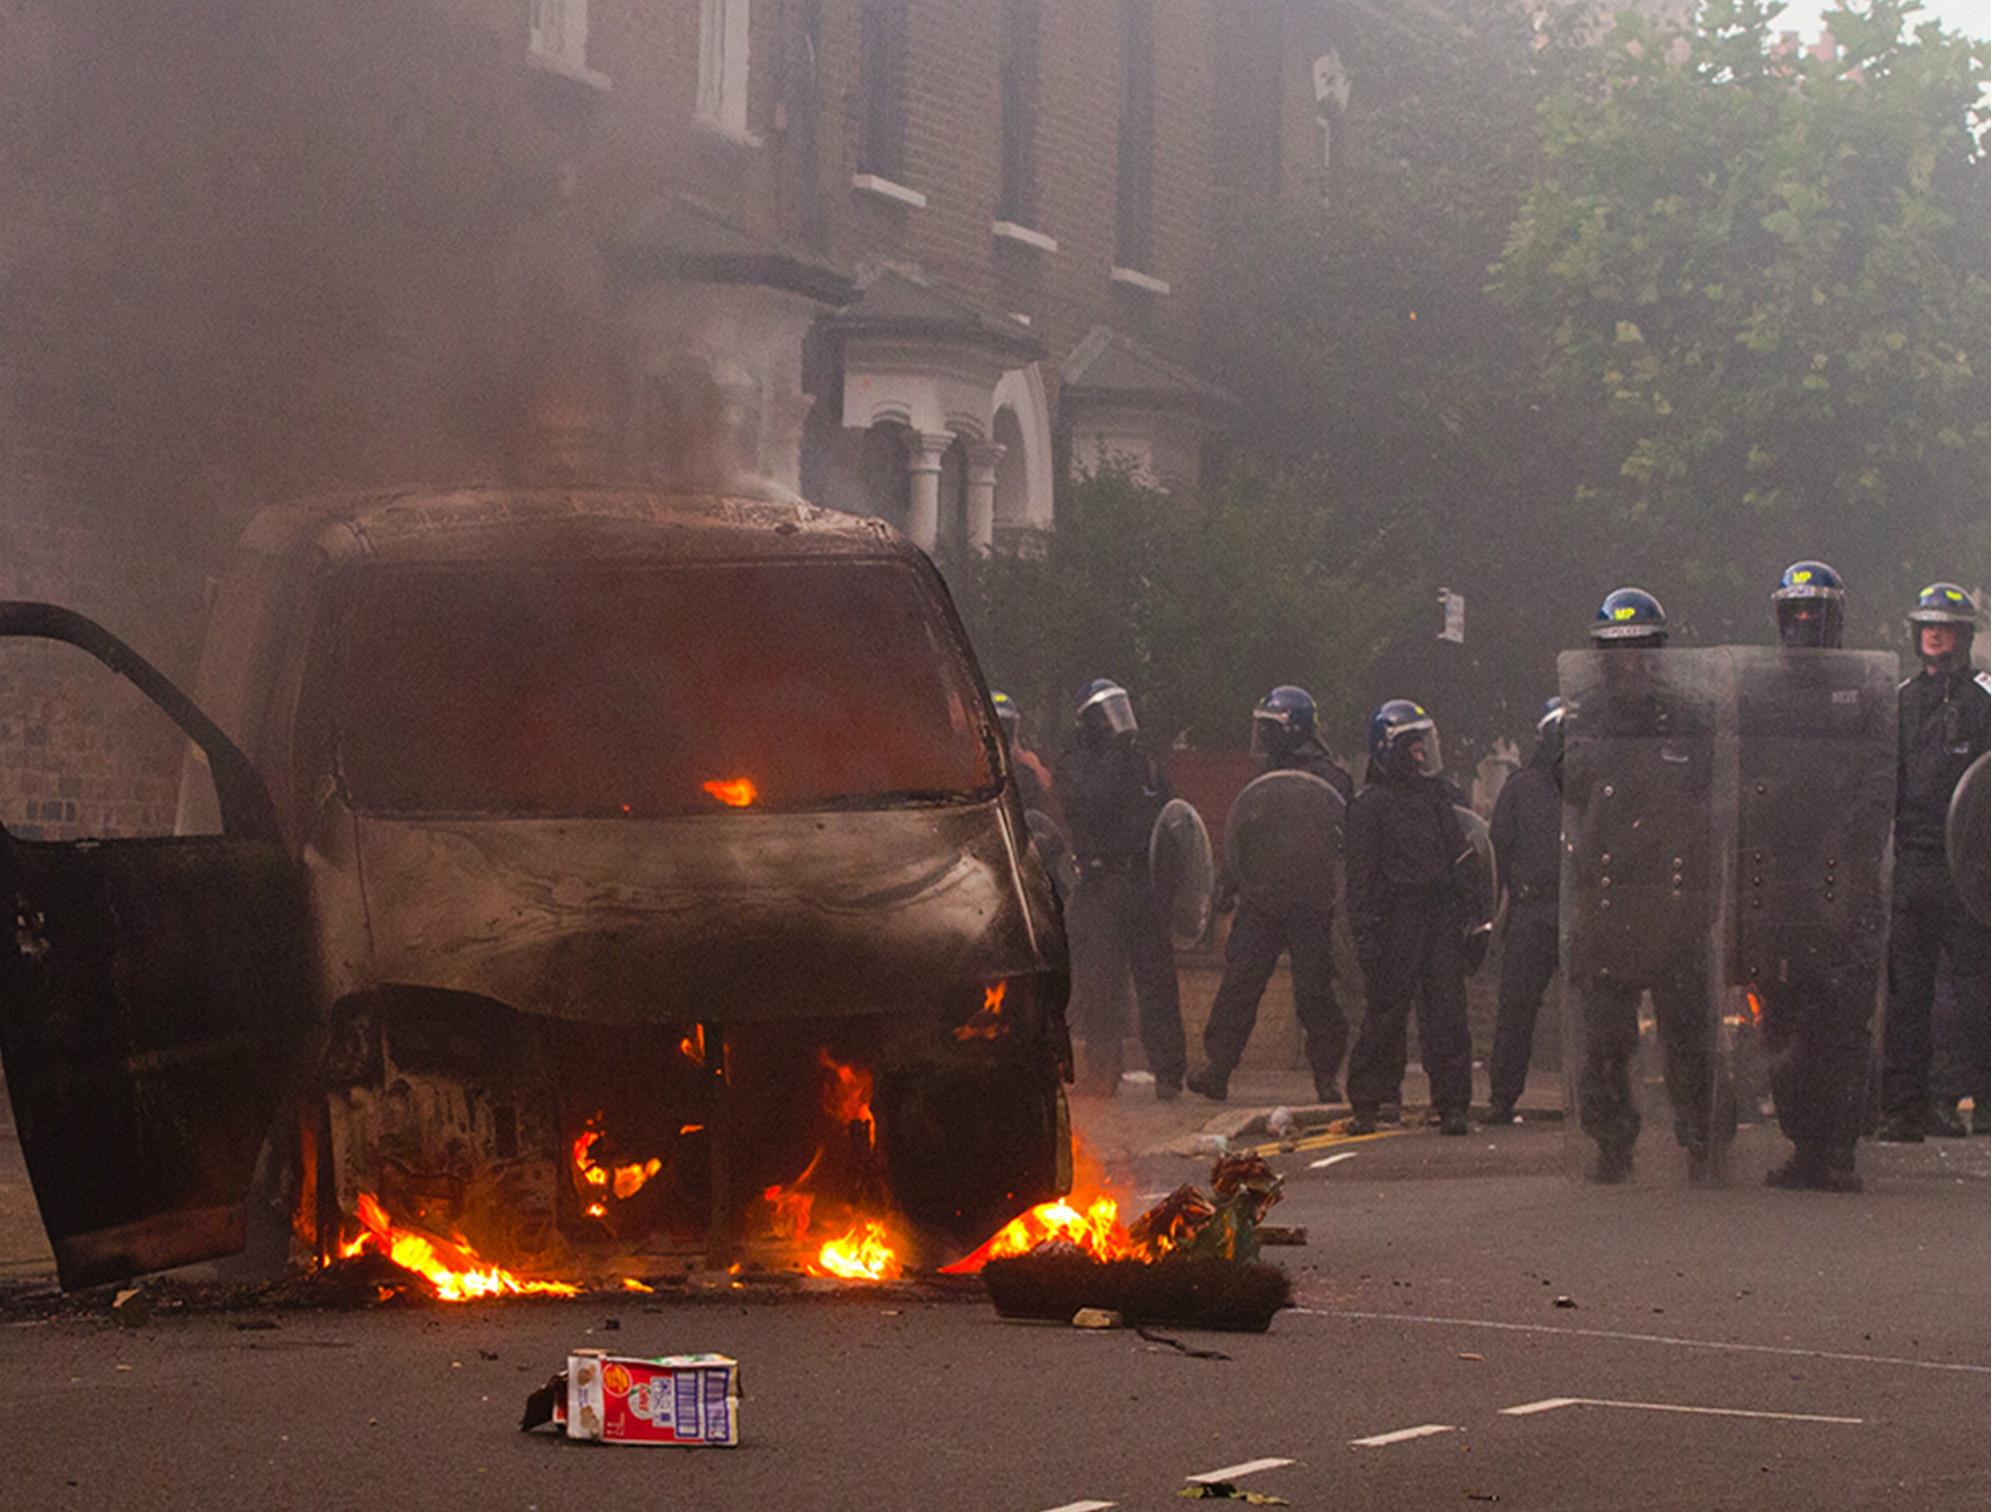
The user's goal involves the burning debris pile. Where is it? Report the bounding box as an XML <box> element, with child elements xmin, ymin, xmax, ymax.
<box><xmin>336</xmin><ymin>1193</ymin><xmax>584</xmax><ymax>1302</ymax></box>
<box><xmin>958</xmin><ymin>1154</ymin><xmax>1294</xmax><ymax>1333</ymax></box>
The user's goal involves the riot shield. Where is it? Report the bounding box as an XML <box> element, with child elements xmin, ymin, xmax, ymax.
<box><xmin>1453</xmin><ymin>805</ymin><xmax>1498</xmax><ymax>938</ymax></box>
<box><xmin>1948</xmin><ymin>752</ymin><xmax>1989</xmax><ymax>926</ymax></box>
<box><xmin>1149</xmin><ymin>798</ymin><xmax>1215</xmax><ymax>948</ymax></box>
<box><xmin>1558</xmin><ymin>648</ymin><xmax>1730</xmax><ymax>1184</ymax></box>
<box><xmin>1223</xmin><ymin>769</ymin><xmax>1346</xmax><ymax>918</ymax></box>
<box><xmin>1732</xmin><ymin>648</ymin><xmax>1897</xmax><ymax>1179</ymax></box>
<box><xmin>1025</xmin><ymin>808</ymin><xmax>1079</xmax><ymax>904</ymax></box>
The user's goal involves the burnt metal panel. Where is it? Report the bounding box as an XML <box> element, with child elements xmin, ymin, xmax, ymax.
<box><xmin>344</xmin><ymin>801</ymin><xmax>1048</xmax><ymax>1025</ymax></box>
<box><xmin>0</xmin><ymin>836</ymin><xmax>312</xmax><ymax>1288</ymax></box>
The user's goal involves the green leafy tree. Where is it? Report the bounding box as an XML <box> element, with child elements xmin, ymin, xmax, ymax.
<box><xmin>1204</xmin><ymin>3</ymin><xmax>1616</xmax><ymax>755</ymax></box>
<box><xmin>1493</xmin><ymin>0</ymin><xmax>1990</xmax><ymax>642</ymax></box>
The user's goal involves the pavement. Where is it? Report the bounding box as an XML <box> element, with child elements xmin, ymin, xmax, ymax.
<box><xmin>1</xmin><ymin>1087</ymin><xmax>1985</xmax><ymax>1511</ymax></box>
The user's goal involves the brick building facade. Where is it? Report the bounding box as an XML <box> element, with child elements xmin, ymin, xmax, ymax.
<box><xmin>0</xmin><ymin>0</ymin><xmax>1339</xmax><ymax>837</ymax></box>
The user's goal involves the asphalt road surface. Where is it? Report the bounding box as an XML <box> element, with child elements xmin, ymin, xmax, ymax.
<box><xmin>1</xmin><ymin>1122</ymin><xmax>1984</xmax><ymax>1511</ymax></box>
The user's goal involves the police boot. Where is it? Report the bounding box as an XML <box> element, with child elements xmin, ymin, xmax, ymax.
<box><xmin>1438</xmin><ymin>1109</ymin><xmax>1470</xmax><ymax>1136</ymax></box>
<box><xmin>1185</xmin><ymin>1064</ymin><xmax>1230</xmax><ymax>1102</ymax></box>
<box><xmin>1684</xmin><ymin>1142</ymin><xmax>1723</xmax><ymax>1187</ymax></box>
<box><xmin>1587</xmin><ymin>1143</ymin><xmax>1634</xmax><ymax>1184</ymax></box>
<box><xmin>1347</xmin><ymin>1106</ymin><xmax>1380</xmax><ymax>1136</ymax></box>
<box><xmin>1927</xmin><ymin>1099</ymin><xmax>1968</xmax><ymax>1138</ymax></box>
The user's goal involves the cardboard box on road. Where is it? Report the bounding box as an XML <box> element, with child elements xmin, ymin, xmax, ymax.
<box><xmin>560</xmin><ymin>1349</ymin><xmax>741</xmax><ymax>1446</ymax></box>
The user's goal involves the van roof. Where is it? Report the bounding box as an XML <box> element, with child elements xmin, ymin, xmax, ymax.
<box><xmin>235</xmin><ymin>485</ymin><xmax>912</xmax><ymax>570</ymax></box>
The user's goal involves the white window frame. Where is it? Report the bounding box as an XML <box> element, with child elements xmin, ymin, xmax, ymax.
<box><xmin>696</xmin><ymin>0</ymin><xmax>757</xmax><ymax>143</ymax></box>
<box><xmin>529</xmin><ymin>0</ymin><xmax>610</xmax><ymax>90</ymax></box>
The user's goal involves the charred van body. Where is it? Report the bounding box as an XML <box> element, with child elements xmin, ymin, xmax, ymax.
<box><xmin>0</xmin><ymin>487</ymin><xmax>1072</xmax><ymax>1290</ymax></box>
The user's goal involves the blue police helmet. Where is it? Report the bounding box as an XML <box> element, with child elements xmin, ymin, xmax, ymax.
<box><xmin>1907</xmin><ymin>581</ymin><xmax>1977</xmax><ymax>627</ymax></box>
<box><xmin>1772</xmin><ymin>561</ymin><xmax>1846</xmax><ymax>648</ymax></box>
<box><xmin>1252</xmin><ymin>685</ymin><xmax>1318</xmax><ymax>755</ymax></box>
<box><xmin>1075</xmin><ymin>678</ymin><xmax>1137</xmax><ymax>736</ymax></box>
<box><xmin>1368</xmin><ymin>698</ymin><xmax>1441</xmax><ymax>777</ymax></box>
<box><xmin>1589</xmin><ymin>586</ymin><xmax>1669</xmax><ymax>644</ymax></box>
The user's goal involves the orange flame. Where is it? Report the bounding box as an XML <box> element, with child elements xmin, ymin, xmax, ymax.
<box><xmin>809</xmin><ymin>1220</ymin><xmax>902</xmax><ymax>1281</ymax></box>
<box><xmin>702</xmin><ymin>777</ymin><xmax>759</xmax><ymax>808</ymax></box>
<box><xmin>338</xmin><ymin>1193</ymin><xmax>579</xmax><ymax>1302</ymax></box>
<box><xmin>819</xmin><ymin>1049</ymin><xmax>876</xmax><ymax>1137</ymax></box>
<box><xmin>954</xmin><ymin>979</ymin><xmax>1010</xmax><ymax>1041</ymax></box>
<box><xmin>679</xmin><ymin>1025</ymin><xmax>707</xmax><ymax>1066</ymax></box>
<box><xmin>571</xmin><ymin>1113</ymin><xmax>666</xmax><ymax>1214</ymax></box>
<box><xmin>941</xmin><ymin>1138</ymin><xmax>1154</xmax><ymax>1273</ymax></box>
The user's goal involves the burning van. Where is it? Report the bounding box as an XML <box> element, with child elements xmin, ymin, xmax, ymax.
<box><xmin>0</xmin><ymin>487</ymin><xmax>1072</xmax><ymax>1291</ymax></box>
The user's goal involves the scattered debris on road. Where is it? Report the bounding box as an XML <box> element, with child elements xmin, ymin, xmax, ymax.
<box><xmin>1178</xmin><ymin>1483</ymin><xmax>1290</xmax><ymax>1504</ymax></box>
<box><xmin>1072</xmin><ymin>1307</ymin><xmax>1125</xmax><ymax>1329</ymax></box>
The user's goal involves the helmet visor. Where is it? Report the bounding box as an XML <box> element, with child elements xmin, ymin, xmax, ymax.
<box><xmin>1250</xmin><ymin>707</ymin><xmax>1293</xmax><ymax>757</ymax></box>
<box><xmin>1384</xmin><ymin>716</ymin><xmax>1442</xmax><ymax>777</ymax></box>
<box><xmin>1081</xmin><ymin>684</ymin><xmax>1137</xmax><ymax>736</ymax></box>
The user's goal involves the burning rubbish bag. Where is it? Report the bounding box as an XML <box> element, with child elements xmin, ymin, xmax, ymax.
<box><xmin>521</xmin><ymin>1350</ymin><xmax>742</xmax><ymax>1447</ymax></box>
<box><xmin>971</xmin><ymin>1154</ymin><xmax>1294</xmax><ymax>1333</ymax></box>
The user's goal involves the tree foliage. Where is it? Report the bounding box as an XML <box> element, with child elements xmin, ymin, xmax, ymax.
<box><xmin>1493</xmin><ymin>0</ymin><xmax>1990</xmax><ymax>641</ymax></box>
<box><xmin>952</xmin><ymin>464</ymin><xmax>1406</xmax><ymax>757</ymax></box>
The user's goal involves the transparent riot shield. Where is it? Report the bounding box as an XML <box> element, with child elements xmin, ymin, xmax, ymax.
<box><xmin>1558</xmin><ymin>648</ymin><xmax>1731</xmax><ymax>1184</ymax></box>
<box><xmin>1948</xmin><ymin>752</ymin><xmax>1989</xmax><ymax>926</ymax></box>
<box><xmin>1149</xmin><ymin>798</ymin><xmax>1215</xmax><ymax>948</ymax></box>
<box><xmin>1731</xmin><ymin>648</ymin><xmax>1897</xmax><ymax>1182</ymax></box>
<box><xmin>1453</xmin><ymin>806</ymin><xmax>1498</xmax><ymax>936</ymax></box>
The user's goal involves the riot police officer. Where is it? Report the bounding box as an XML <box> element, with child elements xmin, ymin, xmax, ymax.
<box><xmin>1563</xmin><ymin>588</ymin><xmax>1725</xmax><ymax>1183</ymax></box>
<box><xmin>1187</xmin><ymin>686</ymin><xmax>1353</xmax><ymax>1104</ymax></box>
<box><xmin>1753</xmin><ymin>562</ymin><xmax>1883</xmax><ymax>1191</ymax></box>
<box><xmin>1055</xmin><ymin>679</ymin><xmax>1187</xmax><ymax>1100</ymax></box>
<box><xmin>1344</xmin><ymin>700</ymin><xmax>1480</xmax><ymax>1137</ymax></box>
<box><xmin>1879</xmin><ymin>583</ymin><xmax>1990</xmax><ymax>1142</ymax></box>
<box><xmin>1484</xmin><ymin>697</ymin><xmax>1565</xmax><ymax>1124</ymax></box>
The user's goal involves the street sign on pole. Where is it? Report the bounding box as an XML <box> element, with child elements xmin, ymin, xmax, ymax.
<box><xmin>1437</xmin><ymin>588</ymin><xmax>1465</xmax><ymax>644</ymax></box>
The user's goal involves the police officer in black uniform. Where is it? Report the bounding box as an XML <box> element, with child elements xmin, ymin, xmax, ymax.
<box><xmin>1566</xmin><ymin>588</ymin><xmax>1723</xmax><ymax>1184</ymax></box>
<box><xmin>1753</xmin><ymin>562</ymin><xmax>1879</xmax><ymax>1191</ymax></box>
<box><xmin>1187</xmin><ymin>686</ymin><xmax>1353</xmax><ymax>1104</ymax></box>
<box><xmin>1345</xmin><ymin>699</ymin><xmax>1480</xmax><ymax>1137</ymax></box>
<box><xmin>1879</xmin><ymin>583</ymin><xmax>1990</xmax><ymax>1143</ymax></box>
<box><xmin>1056</xmin><ymin>679</ymin><xmax>1187</xmax><ymax>1100</ymax></box>
<box><xmin>1484</xmin><ymin>697</ymin><xmax>1565</xmax><ymax>1124</ymax></box>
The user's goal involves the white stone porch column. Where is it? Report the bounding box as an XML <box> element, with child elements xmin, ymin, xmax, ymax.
<box><xmin>904</xmin><ymin>431</ymin><xmax>953</xmax><ymax>552</ymax></box>
<box><xmin>964</xmin><ymin>441</ymin><xmax>1006</xmax><ymax>553</ymax></box>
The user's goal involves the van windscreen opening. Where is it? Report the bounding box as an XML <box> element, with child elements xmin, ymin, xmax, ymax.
<box><xmin>332</xmin><ymin>562</ymin><xmax>996</xmax><ymax>817</ymax></box>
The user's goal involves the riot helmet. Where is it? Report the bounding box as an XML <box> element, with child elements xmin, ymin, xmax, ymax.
<box><xmin>1368</xmin><ymin>698</ymin><xmax>1442</xmax><ymax>779</ymax></box>
<box><xmin>1536</xmin><ymin>695</ymin><xmax>1567</xmax><ymax>768</ymax></box>
<box><xmin>1251</xmin><ymin>685</ymin><xmax>1318</xmax><ymax>758</ymax></box>
<box><xmin>1771</xmin><ymin>560</ymin><xmax>1845</xmax><ymax>649</ymax></box>
<box><xmin>991</xmin><ymin>689</ymin><xmax>1022</xmax><ymax>748</ymax></box>
<box><xmin>1589</xmin><ymin>586</ymin><xmax>1669</xmax><ymax>648</ymax></box>
<box><xmin>1907</xmin><ymin>581</ymin><xmax>1978</xmax><ymax>671</ymax></box>
<box><xmin>1075</xmin><ymin>678</ymin><xmax>1138</xmax><ymax>740</ymax></box>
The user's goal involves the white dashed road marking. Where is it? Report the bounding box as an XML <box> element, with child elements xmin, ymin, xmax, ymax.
<box><xmin>1501</xmin><ymin>1396</ymin><xmax>1863</xmax><ymax>1425</ymax></box>
<box><xmin>1038</xmin><ymin>1501</ymin><xmax>1117</xmax><ymax>1511</ymax></box>
<box><xmin>1308</xmin><ymin>1151</ymin><xmax>1361</xmax><ymax>1170</ymax></box>
<box><xmin>1293</xmin><ymin>1308</ymin><xmax>1991</xmax><ymax>1375</ymax></box>
<box><xmin>1185</xmin><ymin>1458</ymin><xmax>1295</xmax><ymax>1483</ymax></box>
<box><xmin>1349</xmin><ymin>1424</ymin><xmax>1461</xmax><ymax>1447</ymax></box>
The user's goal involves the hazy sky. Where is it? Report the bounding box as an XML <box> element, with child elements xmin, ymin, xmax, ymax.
<box><xmin>1773</xmin><ymin>0</ymin><xmax>1991</xmax><ymax>41</ymax></box>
